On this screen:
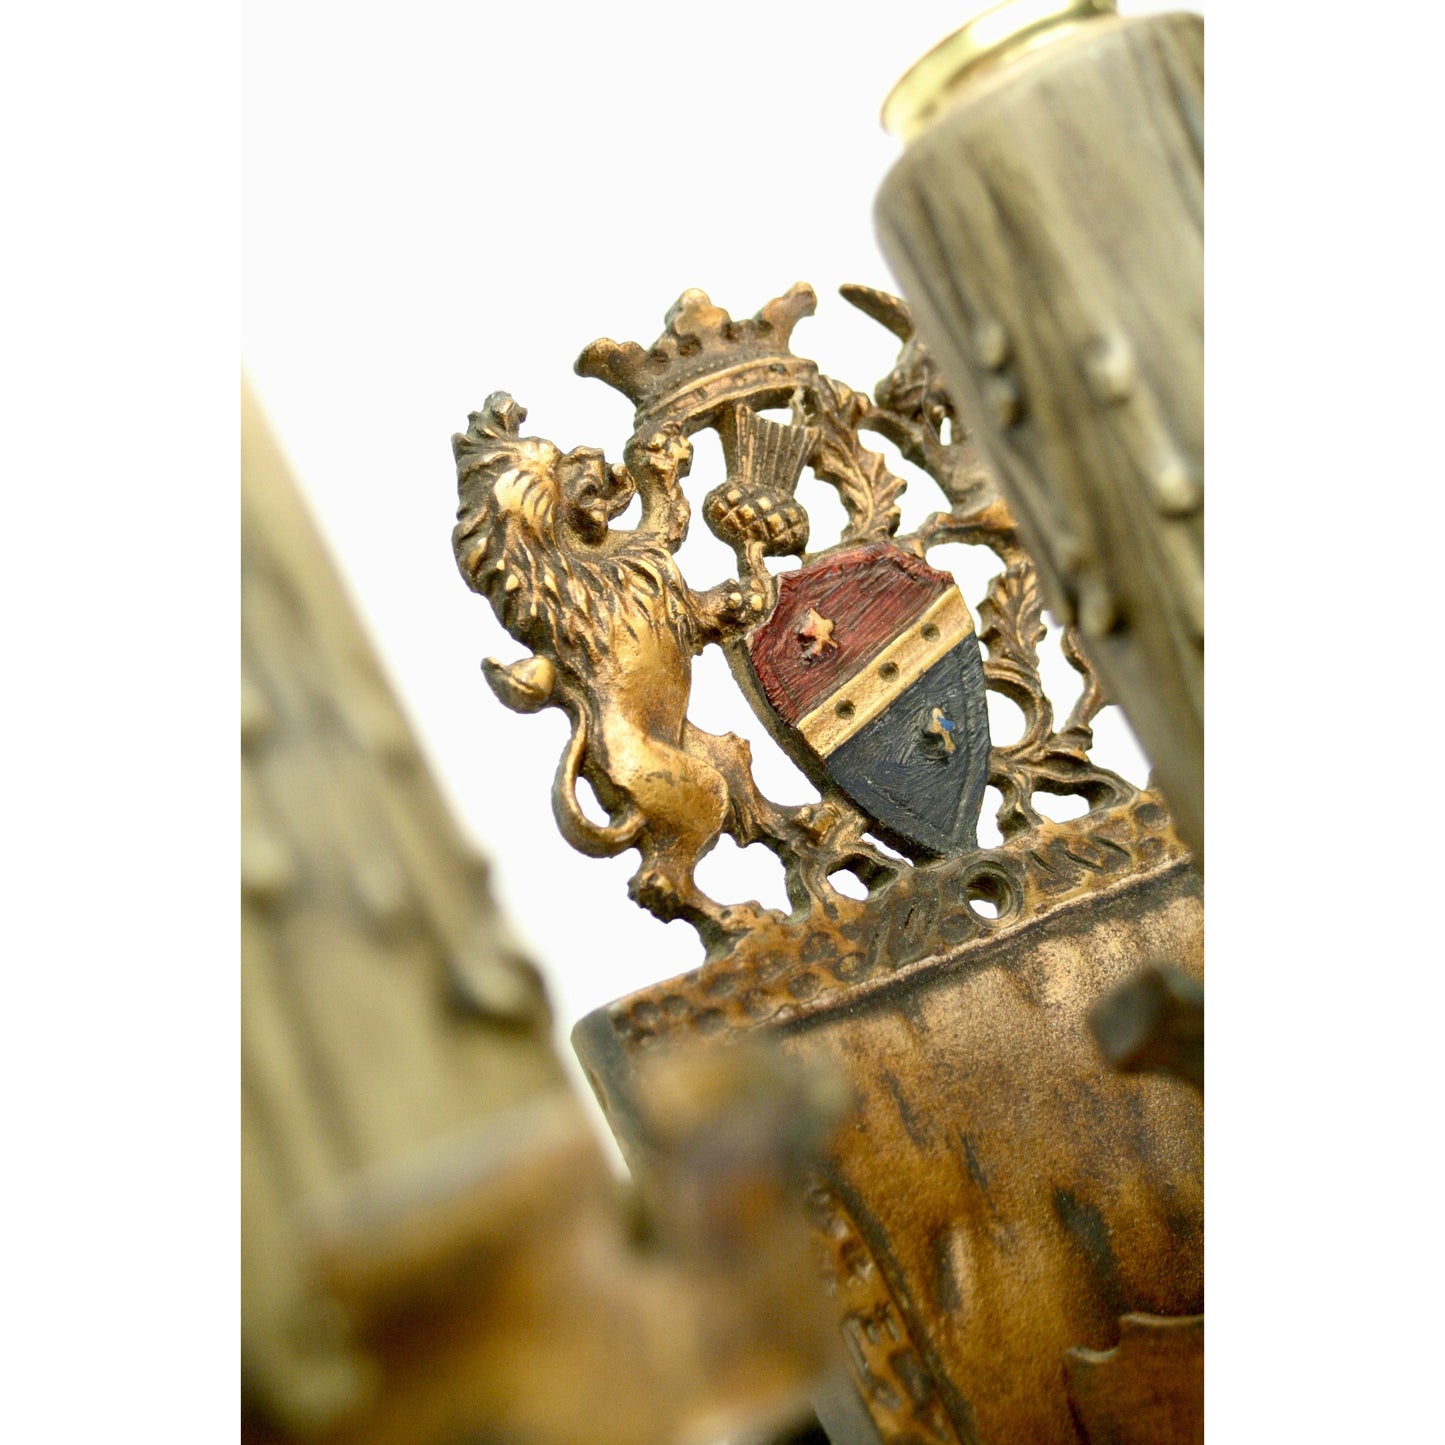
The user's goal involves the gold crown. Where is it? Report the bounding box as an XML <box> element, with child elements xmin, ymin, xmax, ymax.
<box><xmin>575</xmin><ymin>283</ymin><xmax>820</xmax><ymax>430</ymax></box>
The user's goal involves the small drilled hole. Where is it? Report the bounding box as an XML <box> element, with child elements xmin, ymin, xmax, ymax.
<box><xmin>921</xmin><ymin>622</ymin><xmax>940</xmax><ymax>641</ymax></box>
<box><xmin>836</xmin><ymin>699</ymin><xmax>855</xmax><ymax>720</ymax></box>
<box><xmin>879</xmin><ymin>661</ymin><xmax>899</xmax><ymax>681</ymax></box>
<box><xmin>963</xmin><ymin>868</ymin><xmax>1016</xmax><ymax>923</ymax></box>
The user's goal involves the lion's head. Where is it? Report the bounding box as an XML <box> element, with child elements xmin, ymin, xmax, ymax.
<box><xmin>453</xmin><ymin>393</ymin><xmax>690</xmax><ymax>668</ymax></box>
<box><xmin>455</xmin><ymin>392</ymin><xmax>629</xmax><ymax>565</ymax></box>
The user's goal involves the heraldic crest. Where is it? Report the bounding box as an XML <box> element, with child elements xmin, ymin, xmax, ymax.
<box><xmin>451</xmin><ymin>285</ymin><xmax>1201</xmax><ymax>1445</ymax></box>
<box><xmin>453</xmin><ymin>282</ymin><xmax>1155</xmax><ymax>958</ymax></box>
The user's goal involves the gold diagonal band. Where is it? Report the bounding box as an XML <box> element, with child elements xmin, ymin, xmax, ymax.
<box><xmin>797</xmin><ymin>589</ymin><xmax>976</xmax><ymax>756</ymax></box>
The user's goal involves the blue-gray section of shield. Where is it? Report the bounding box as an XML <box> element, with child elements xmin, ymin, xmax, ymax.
<box><xmin>824</xmin><ymin>635</ymin><xmax>990</xmax><ymax>858</ymax></box>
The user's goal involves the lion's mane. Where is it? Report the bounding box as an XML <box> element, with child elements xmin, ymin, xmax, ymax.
<box><xmin>454</xmin><ymin>439</ymin><xmax>697</xmax><ymax>675</ymax></box>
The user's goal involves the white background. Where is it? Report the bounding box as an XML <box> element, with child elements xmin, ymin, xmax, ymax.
<box><xmin>6</xmin><ymin>1</ymin><xmax>1444</xmax><ymax>1440</ymax></box>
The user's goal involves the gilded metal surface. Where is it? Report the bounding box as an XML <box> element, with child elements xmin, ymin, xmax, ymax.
<box><xmin>453</xmin><ymin>287</ymin><xmax>1201</xmax><ymax>1442</ymax></box>
<box><xmin>1064</xmin><ymin>1314</ymin><xmax>1204</xmax><ymax>1444</ymax></box>
<box><xmin>454</xmin><ymin>283</ymin><xmax>1135</xmax><ymax>951</ymax></box>
<box><xmin>453</xmin><ymin>385</ymin><xmax>884</xmax><ymax>951</ymax></box>
<box><xmin>584</xmin><ymin>795</ymin><xmax>1190</xmax><ymax>1052</ymax></box>
<box><xmin>578</xmin><ymin>806</ymin><xmax>1201</xmax><ymax>1445</ymax></box>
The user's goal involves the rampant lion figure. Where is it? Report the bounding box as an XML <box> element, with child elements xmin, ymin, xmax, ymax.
<box><xmin>452</xmin><ymin>392</ymin><xmax>875</xmax><ymax>942</ymax></box>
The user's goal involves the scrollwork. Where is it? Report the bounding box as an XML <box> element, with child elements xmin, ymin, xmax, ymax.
<box><xmin>840</xmin><ymin>286</ymin><xmax>1138</xmax><ymax>839</ymax></box>
<box><xmin>799</xmin><ymin>373</ymin><xmax>907</xmax><ymax>546</ymax></box>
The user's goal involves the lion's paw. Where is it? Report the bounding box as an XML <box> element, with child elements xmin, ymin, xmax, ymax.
<box><xmin>629</xmin><ymin>868</ymin><xmax>686</xmax><ymax>921</ymax></box>
<box><xmin>712</xmin><ymin>575</ymin><xmax>773</xmax><ymax>628</ymax></box>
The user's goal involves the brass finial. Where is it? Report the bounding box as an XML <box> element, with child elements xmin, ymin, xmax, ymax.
<box><xmin>882</xmin><ymin>0</ymin><xmax>1118</xmax><ymax>143</ymax></box>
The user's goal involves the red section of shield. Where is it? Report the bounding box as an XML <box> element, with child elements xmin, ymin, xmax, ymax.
<box><xmin>749</xmin><ymin>543</ymin><xmax>953</xmax><ymax>725</ymax></box>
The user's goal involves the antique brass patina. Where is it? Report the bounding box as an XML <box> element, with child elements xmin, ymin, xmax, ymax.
<box><xmin>452</xmin><ymin>286</ymin><xmax>1202</xmax><ymax>1443</ymax></box>
<box><xmin>244</xmin><ymin>2</ymin><xmax>1204</xmax><ymax>1439</ymax></box>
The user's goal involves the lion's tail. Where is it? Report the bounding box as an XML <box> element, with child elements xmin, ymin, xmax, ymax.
<box><xmin>552</xmin><ymin>711</ymin><xmax>644</xmax><ymax>858</ymax></box>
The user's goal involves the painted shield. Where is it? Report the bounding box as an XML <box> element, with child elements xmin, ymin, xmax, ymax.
<box><xmin>744</xmin><ymin>542</ymin><xmax>990</xmax><ymax>858</ymax></box>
